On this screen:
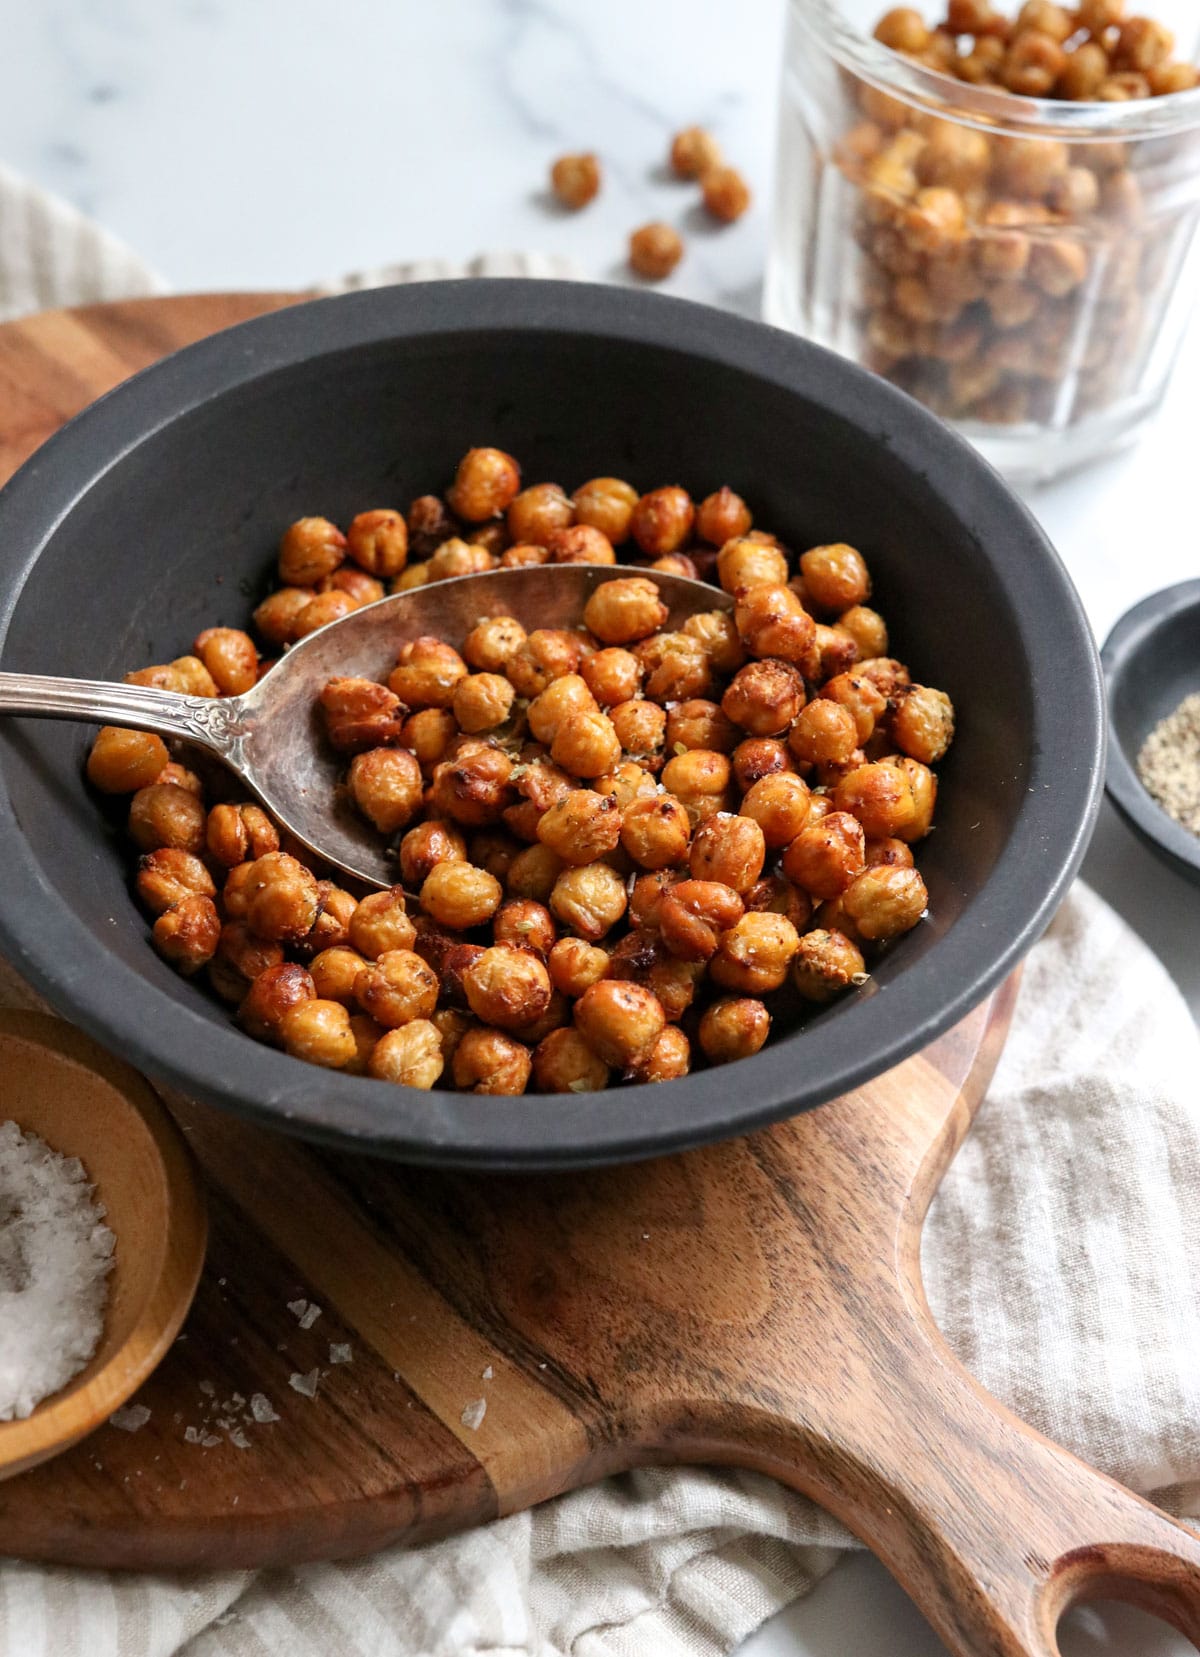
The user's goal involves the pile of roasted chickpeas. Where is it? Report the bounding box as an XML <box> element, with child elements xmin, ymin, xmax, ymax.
<box><xmin>86</xmin><ymin>445</ymin><xmax>954</xmax><ymax>1096</ymax></box>
<box><xmin>840</xmin><ymin>1</ymin><xmax>1199</xmax><ymax>427</ymax></box>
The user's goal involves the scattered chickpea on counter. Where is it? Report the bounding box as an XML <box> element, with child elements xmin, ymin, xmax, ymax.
<box><xmin>87</xmin><ymin>446</ymin><xmax>954</xmax><ymax>1097</ymax></box>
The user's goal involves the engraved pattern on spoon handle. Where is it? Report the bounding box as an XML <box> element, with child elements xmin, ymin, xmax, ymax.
<box><xmin>0</xmin><ymin>673</ymin><xmax>245</xmax><ymax>756</ymax></box>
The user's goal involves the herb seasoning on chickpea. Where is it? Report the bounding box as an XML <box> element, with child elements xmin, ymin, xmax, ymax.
<box><xmin>87</xmin><ymin>446</ymin><xmax>954</xmax><ymax>1097</ymax></box>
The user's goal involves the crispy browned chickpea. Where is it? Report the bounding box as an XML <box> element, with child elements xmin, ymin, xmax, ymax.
<box><xmin>463</xmin><ymin>615</ymin><xmax>527</xmax><ymax>673</ymax></box>
<box><xmin>417</xmin><ymin>861</ymin><xmax>502</xmax><ymax>931</ymax></box>
<box><xmin>512</xmin><ymin>986</ymin><xmax>570</xmax><ymax>1045</ymax></box>
<box><xmin>549</xmin><ymin>861</ymin><xmax>627</xmax><ymax>941</ymax></box>
<box><xmin>595</xmin><ymin>759</ymin><xmax>658</xmax><ymax>808</ymax></box>
<box><xmin>855</xmin><ymin>657</ymin><xmax>911</xmax><ymax>702</ymax></box>
<box><xmin>87</xmin><ymin>726</ymin><xmax>170</xmax><ymax>794</ymax></box>
<box><xmin>241</xmin><ymin>851</ymin><xmax>320</xmax><ymax>943</ymax></box>
<box><xmin>632</xmin><ymin>1024</ymin><xmax>692</xmax><ymax>1083</ymax></box>
<box><xmin>466</xmin><ymin>829</ymin><xmax>518</xmax><ymax>886</ymax></box>
<box><xmin>300</xmin><ymin>884</ymin><xmax>357</xmax><ymax>956</ymax></box>
<box><xmin>626</xmin><ymin>869</ymin><xmax>677</xmax><ymax>930</ymax></box>
<box><xmin>319</xmin><ymin>565</ymin><xmax>385</xmax><ymax>607</ymax></box>
<box><xmin>610</xmin><ymin>933</ymin><xmax>703</xmax><ymax>1023</ymax></box>
<box><xmin>568</xmin><ymin>477</ymin><xmax>637</xmax><ymax>546</ymax></box>
<box><xmin>368</xmin><ymin>1020</ymin><xmax>444</xmax><ymax>1087</ymax></box>
<box><xmin>465</xmin><ymin>518</ymin><xmax>512</xmax><ymax>557</ymax></box>
<box><xmin>151</xmin><ymin>894</ymin><xmax>220</xmax><ymax>975</ymax></box>
<box><xmin>717</xmin><ymin>536</ymin><xmax>789</xmax><ymax>595</ymax></box>
<box><xmin>787</xmin><ymin>700</ymin><xmax>856</xmax><ymax>769</ymax></box>
<box><xmin>551</xmin><ymin>708</ymin><xmax>622</xmax><ymax>779</ymax></box>
<box><xmin>193</xmin><ymin>627</ymin><xmax>258</xmax><ymax>696</ymax></box>
<box><xmin>491</xmin><ymin>898</ymin><xmax>556</xmax><ymax>958</ymax></box>
<box><xmin>340</xmin><ymin>1012</ymin><xmax>383</xmax><ymax>1076</ymax></box>
<box><xmin>204</xmin><ymin>802</ymin><xmax>278</xmax><ymax>868</ymax></box>
<box><xmin>833</xmin><ymin>761</ymin><xmax>917</xmax><ymax>840</ymax></box>
<box><xmin>843</xmin><ymin>864</ymin><xmax>928</xmax><ymax>941</ymax></box>
<box><xmin>532</xmin><ymin>1025</ymin><xmax>609</xmax><ymax>1092</ymax></box>
<box><xmin>658</xmin><ymin>878</ymin><xmax>744</xmax><ymax>961</ymax></box>
<box><xmin>341</xmin><ymin>508</ymin><xmax>409</xmax><ymax>579</ymax></box>
<box><xmin>745</xmin><ymin>872</ymin><xmax>812</xmax><ymax>932</ymax></box>
<box><xmin>504</xmin><ymin>757</ymin><xmax>574</xmax><ymax>841</ymax></box>
<box><xmin>702</xmin><ymin>166</ymin><xmax>751</xmax><ymax>223</ymax></box>
<box><xmin>1113</xmin><ymin>14</ymin><xmax>1173</xmax><ymax>71</ymax></box>
<box><xmin>722</xmin><ymin>660</ymin><xmax>806</xmax><ymax>738</ymax></box>
<box><xmin>387</xmin><ymin>636</ymin><xmax>468</xmax><ymax>708</ymax></box>
<box><xmin>128</xmin><ymin>782</ymin><xmax>207</xmax><ymax>855</ymax></box>
<box><xmin>1003</xmin><ymin>29</ymin><xmax>1066</xmax><ymax>94</ymax></box>
<box><xmin>346</xmin><ymin>747</ymin><xmax>423</xmax><ymax>836</ymax></box>
<box><xmin>884</xmin><ymin>755</ymin><xmax>936</xmax><ymax>842</ymax></box>
<box><xmin>124</xmin><ymin>655</ymin><xmax>217</xmax><ymax>697</ymax></box>
<box><xmin>426</xmin><ymin>537</ymin><xmax>496</xmax><ymax>582</ymax></box>
<box><xmin>618</xmin><ymin>793</ymin><xmax>690</xmax><ymax>870</ymax></box>
<box><xmin>397</xmin><ymin>820</ymin><xmax>465</xmax><ymax>890</ymax></box>
<box><xmin>629</xmin><ymin>222</ymin><xmax>684</xmax><ymax>280</ymax></box>
<box><xmin>277</xmin><ymin>998</ymin><xmax>356</xmax><ymax>1068</ymax></box>
<box><xmin>580</xmin><ymin>647</ymin><xmax>642</xmax><ymax>707</ymax></box>
<box><xmin>430</xmin><ymin>747</ymin><xmax>515</xmax><ymax>826</ymax></box>
<box><xmin>792</xmin><ymin>928</ymin><xmax>866</xmax><ymax>1003</ymax></box>
<box><xmin>527</xmin><ymin>674</ymin><xmax>596</xmax><ymax>744</ymax></box>
<box><xmin>837</xmin><ymin>606</ymin><xmax>888</xmax><ymax>660</ymax></box>
<box><xmin>446</xmin><ymin>447</ymin><xmax>521</xmax><ymax>524</ymax></box>
<box><xmin>709</xmin><ymin>911</ymin><xmax>799</xmax><ymax>994</ymax></box>
<box><xmin>239</xmin><ymin>961</ymin><xmax>316</xmax><ymax>1042</ymax></box>
<box><xmin>252</xmin><ymin>587</ymin><xmax>315</xmax><ymax>647</ymax></box>
<box><xmin>459</xmin><ymin>944</ymin><xmax>550</xmax><ymax>1032</ymax></box>
<box><xmin>157</xmin><ymin>763</ymin><xmax>205</xmax><ymax>801</ymax></box>
<box><xmin>347</xmin><ymin>888</ymin><xmax>415</xmax><ymax>959</ymax></box>
<box><xmin>401</xmin><ymin>708</ymin><xmax>457</xmax><ymax>772</ymax></box>
<box><xmin>692</xmin><ymin>486</ymin><xmax>750</xmax><ymax>548</ymax></box>
<box><xmin>699</xmin><ymin>997</ymin><xmax>771</xmax><ymax>1064</ymax></box>
<box><xmin>292</xmin><ymin>590</ymin><xmax>359</xmax><ymax>639</ymax></box>
<box><xmin>892</xmin><ymin>685</ymin><xmax>955</xmax><ymax>765</ymax></box>
<box><xmin>220</xmin><ymin>861</ymin><xmax>258</xmax><ymax>922</ymax></box>
<box><xmin>670</xmin><ymin>125</ymin><xmax>722</xmax><ymax>178</ymax></box>
<box><xmin>688</xmin><ymin>813</ymin><xmax>765</xmax><ymax>893</ymax></box>
<box><xmin>874</xmin><ymin>5</ymin><xmax>929</xmax><ymax>50</ymax></box>
<box><xmin>820</xmin><ymin>672</ymin><xmax>887</xmax><ymax>745</ymax></box>
<box><xmin>734</xmin><ymin>585</ymin><xmax>817</xmax><ymax>667</ymax></box>
<box><xmin>661</xmin><ymin>748</ymin><xmax>733</xmax><ymax>824</ymax></box>
<box><xmin>507</xmin><ymin>842</ymin><xmax>564</xmax><ymax>903</ymax></box>
<box><xmin>392</xmin><ymin>564</ymin><xmax>432</xmax><ymax>593</ymax></box>
<box><xmin>407</xmin><ymin>492</ymin><xmax>458</xmax><ymax>556</ymax></box>
<box><xmin>781</xmin><ymin>810</ymin><xmax>866</xmax><ymax>900</ymax></box>
<box><xmin>738</xmin><ymin>773</ymin><xmax>811</xmax><ymax>850</ymax></box>
<box><xmin>546</xmin><ymin>523</ymin><xmax>615</xmax><ymax>565</ymax></box>
<box><xmin>440</xmin><ymin>943</ymin><xmax>487</xmax><ymax>1009</ymax></box>
<box><xmin>536</xmin><ymin>790</ymin><xmax>622</xmax><ymax>865</ymax></box>
<box><xmin>574</xmin><ymin>980</ymin><xmax>665</xmax><ymax>1067</ymax></box>
<box><xmin>450</xmin><ymin>672</ymin><xmax>513</xmax><ymax>735</ymax></box>
<box><xmin>209</xmin><ymin>920</ymin><xmax>284</xmax><ymax>1002</ymax></box>
<box><xmin>355</xmin><ymin>948</ymin><xmax>439</xmax><ymax>1029</ymax></box>
<box><xmin>651</xmin><ymin>553</ymin><xmax>699</xmax><ymax>579</ymax></box>
<box><xmin>1056</xmin><ymin>39</ymin><xmax>1110</xmax><ymax>98</ymax></box>
<box><xmin>582</xmin><ymin>576</ymin><xmax>668</xmax><ymax>646</ymax></box>
<box><xmin>135</xmin><ymin>848</ymin><xmax>216</xmax><ymax>915</ymax></box>
<box><xmin>731</xmin><ymin>737</ymin><xmax>793</xmax><ymax>791</ymax></box>
<box><xmin>278</xmin><ymin>516</ymin><xmax>346</xmax><ymax>586</ymax></box>
<box><xmin>449</xmin><ymin>1025</ymin><xmax>531</xmax><ymax>1095</ymax></box>
<box><xmin>309</xmin><ymin>945</ymin><xmax>369</xmax><ymax>1005</ymax></box>
<box><xmin>1148</xmin><ymin>60</ymin><xmax>1200</xmax><ymax>94</ymax></box>
<box><xmin>629</xmin><ymin>487</ymin><xmax>694</xmax><ymax>557</ymax></box>
<box><xmin>506</xmin><ymin>482</ymin><xmax>573</xmax><ymax>545</ymax></box>
<box><xmin>608</xmin><ymin>699</ymin><xmax>667</xmax><ymax>768</ymax></box>
<box><xmin>865</xmin><ymin>835</ymin><xmax>915</xmax><ymax>870</ymax></box>
<box><xmin>550</xmin><ymin>151</ymin><xmax>601</xmax><ymax>208</ymax></box>
<box><xmin>636</xmin><ymin>633</ymin><xmax>713</xmax><ymax>702</ymax></box>
<box><xmin>548</xmin><ymin>936</ymin><xmax>610</xmax><ymax>998</ymax></box>
<box><xmin>811</xmin><ymin>623</ymin><xmax>859</xmax><ymax>683</ymax></box>
<box><xmin>799</xmin><ymin>544</ymin><xmax>870</xmax><ymax>613</ymax></box>
<box><xmin>317</xmin><ymin>678</ymin><xmax>408</xmax><ymax>756</ymax></box>
<box><xmin>684</xmin><ymin>610</ymin><xmax>746</xmax><ymax>674</ymax></box>
<box><xmin>666</xmin><ymin>700</ymin><xmax>738</xmax><ymax>756</ymax></box>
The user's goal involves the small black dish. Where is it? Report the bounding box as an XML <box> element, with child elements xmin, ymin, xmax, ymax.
<box><xmin>1102</xmin><ymin>579</ymin><xmax>1200</xmax><ymax>887</ymax></box>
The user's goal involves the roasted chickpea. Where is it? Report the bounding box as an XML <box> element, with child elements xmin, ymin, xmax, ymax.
<box><xmin>786</xmin><ymin>700</ymin><xmax>856</xmax><ymax>769</ymax></box>
<box><xmin>430</xmin><ymin>747</ymin><xmax>515</xmax><ymax>826</ymax></box>
<box><xmin>135</xmin><ymin>848</ymin><xmax>216</xmax><ymax>916</ymax></box>
<box><xmin>536</xmin><ymin>790</ymin><xmax>623</xmax><ymax>865</ymax></box>
<box><xmin>629</xmin><ymin>487</ymin><xmax>695</xmax><ymax>557</ymax></box>
<box><xmin>746</xmin><ymin>872</ymin><xmax>812</xmax><ymax>932</ymax></box>
<box><xmin>277</xmin><ymin>998</ymin><xmax>356</xmax><ymax>1068</ymax></box>
<box><xmin>336</xmin><ymin>1012</ymin><xmax>380</xmax><ymax>1076</ymax></box>
<box><xmin>278</xmin><ymin>516</ymin><xmax>346</xmax><ymax>586</ymax></box>
<box><xmin>461</xmin><ymin>944</ymin><xmax>552</xmax><ymax>1031</ymax></box>
<box><xmin>548</xmin><ymin>936</ymin><xmax>610</xmax><ymax>998</ymax></box>
<box><xmin>504</xmin><ymin>757</ymin><xmax>574</xmax><ymax>840</ymax></box>
<box><xmin>220</xmin><ymin>861</ymin><xmax>258</xmax><ymax>922</ymax></box>
<box><xmin>583</xmin><ymin>576</ymin><xmax>669</xmax><ymax>646</ymax></box>
<box><xmin>209</xmin><ymin>920</ymin><xmax>284</xmax><ymax>1002</ymax></box>
<box><xmin>251</xmin><ymin>587</ymin><xmax>313</xmax><ymax>647</ymax></box>
<box><xmin>731</xmin><ymin>738</ymin><xmax>793</xmax><ymax>791</ymax></box>
<box><xmin>619</xmin><ymin>793</ymin><xmax>691</xmax><ymax>870</ymax></box>
<box><xmin>811</xmin><ymin>623</ymin><xmax>859</xmax><ymax>682</ymax></box>
<box><xmin>87</xmin><ymin>727</ymin><xmax>171</xmax><ymax>794</ymax></box>
<box><xmin>507</xmin><ymin>842</ymin><xmax>565</xmax><ymax>903</ymax></box>
<box><xmin>527</xmin><ymin>674</ymin><xmax>596</xmax><ymax>744</ymax></box>
<box><xmin>688</xmin><ymin>813</ymin><xmax>765</xmax><ymax>894</ymax></box>
<box><xmin>574</xmin><ymin>979</ymin><xmax>665</xmax><ymax>1067</ymax></box>
<box><xmin>699</xmin><ymin>997</ymin><xmax>771</xmax><ymax>1064</ymax></box>
<box><xmin>670</xmin><ymin>125</ymin><xmax>722</xmax><ymax>178</ymax></box>
<box><xmin>629</xmin><ymin>222</ymin><xmax>685</xmax><ymax>280</ymax></box>
<box><xmin>799</xmin><ymin>544</ymin><xmax>871</xmax><ymax>613</ymax></box>
<box><xmin>658</xmin><ymin>878</ymin><xmax>744</xmax><ymax>961</ymax></box>
<box><xmin>549</xmin><ymin>861</ymin><xmax>628</xmax><ymax>941</ymax></box>
<box><xmin>833</xmin><ymin>761</ymin><xmax>917</xmax><ymax>840</ymax></box>
<box><xmin>202</xmin><ymin>802</ymin><xmax>275</xmax><ymax>868</ymax></box>
<box><xmin>688</xmin><ymin>483</ymin><xmax>749</xmax><ymax>546</ymax></box>
<box><xmin>734</xmin><ymin>584</ymin><xmax>817</xmax><ymax>666</ymax></box>
<box><xmin>820</xmin><ymin>672</ymin><xmax>888</xmax><ymax>745</ymax></box>
<box><xmin>192</xmin><ymin>627</ymin><xmax>258</xmax><ymax>697</ymax></box>
<box><xmin>426</xmin><ymin>537</ymin><xmax>495</xmax><ymax>582</ymax></box>
<box><xmin>661</xmin><ymin>748</ymin><xmax>733</xmax><ymax>824</ymax></box>
<box><xmin>722</xmin><ymin>660</ymin><xmax>806</xmax><ymax>738</ymax></box>
<box><xmin>709</xmin><ymin>911</ymin><xmax>799</xmax><ymax>994</ymax></box>
<box><xmin>309</xmin><ymin>945</ymin><xmax>369</xmax><ymax>1006</ymax></box>
<box><xmin>355</xmin><ymin>948</ymin><xmax>439</xmax><ymax>1029</ymax></box>
<box><xmin>572</xmin><ymin>477</ymin><xmax>638</xmax><ymax>544</ymax></box>
<box><xmin>1003</xmin><ymin>29</ymin><xmax>1066</xmax><ymax>95</ymax></box>
<box><xmin>299</xmin><ymin>884</ymin><xmax>357</xmax><ymax>957</ymax></box>
<box><xmin>492</xmin><ymin>898</ymin><xmax>557</xmax><ymax>958</ymax></box>
<box><xmin>547</xmin><ymin>524</ymin><xmax>615</xmax><ymax>565</ymax></box>
<box><xmin>128</xmin><ymin>783</ymin><xmax>207</xmax><ymax>855</ymax></box>
<box><xmin>239</xmin><ymin>962</ymin><xmax>316</xmax><ymax>1042</ymax></box>
<box><xmin>635</xmin><ymin>632</ymin><xmax>713</xmax><ymax>702</ymax></box>
<box><xmin>402</xmin><ymin>707</ymin><xmax>457</xmax><ymax>770</ymax></box>
<box><xmin>633</xmin><ymin>1024</ymin><xmax>692</xmax><ymax>1083</ymax></box>
<box><xmin>346</xmin><ymin>887</ymin><xmax>415</xmax><ymax>959</ymax></box>
<box><xmin>451</xmin><ymin>672</ymin><xmax>514</xmax><ymax>734</ymax></box>
<box><xmin>702</xmin><ymin>166</ymin><xmax>751</xmax><ymax>223</ymax></box>
<box><xmin>450</xmin><ymin>1025</ymin><xmax>532</xmax><ymax>1095</ymax></box>
<box><xmin>884</xmin><ymin>755</ymin><xmax>937</xmax><ymax>842</ymax></box>
<box><xmin>447</xmin><ymin>447</ymin><xmax>521</xmax><ymax>524</ymax></box>
<box><xmin>292</xmin><ymin>590</ymin><xmax>359</xmax><ymax>639</ymax></box>
<box><xmin>667</xmin><ymin>700</ymin><xmax>739</xmax><ymax>756</ymax></box>
<box><xmin>842</xmin><ymin>864</ymin><xmax>928</xmax><ymax>940</ymax></box>
<box><xmin>506</xmin><ymin>482</ymin><xmax>573</xmax><ymax>546</ymax></box>
<box><xmin>865</xmin><ymin>835</ymin><xmax>915</xmax><ymax>870</ymax></box>
<box><xmin>551</xmin><ymin>708</ymin><xmax>622</xmax><ymax>779</ymax></box>
<box><xmin>892</xmin><ymin>684</ymin><xmax>955</xmax><ymax>765</ymax></box>
<box><xmin>387</xmin><ymin>636</ymin><xmax>468</xmax><ymax>708</ymax></box>
<box><xmin>533</xmin><ymin>1025</ymin><xmax>610</xmax><ymax>1092</ymax></box>
<box><xmin>550</xmin><ymin>151</ymin><xmax>601</xmax><ymax>208</ymax></box>
<box><xmin>407</xmin><ymin>493</ymin><xmax>458</xmax><ymax>557</ymax></box>
<box><xmin>419</xmin><ymin>861</ymin><xmax>503</xmax><ymax>930</ymax></box>
<box><xmin>782</xmin><ymin>810</ymin><xmax>867</xmax><ymax>900</ymax></box>
<box><xmin>717</xmin><ymin>536</ymin><xmax>789</xmax><ymax>595</ymax></box>
<box><xmin>581</xmin><ymin>647</ymin><xmax>643</xmax><ymax>707</ymax></box>
<box><xmin>791</xmin><ymin>929</ymin><xmax>867</xmax><ymax>1003</ymax></box>
<box><xmin>596</xmin><ymin>759</ymin><xmax>658</xmax><ymax>808</ymax></box>
<box><xmin>396</xmin><ymin>820</ymin><xmax>466</xmax><ymax>890</ymax></box>
<box><xmin>463</xmin><ymin>615</ymin><xmax>527</xmax><ymax>673</ymax></box>
<box><xmin>240</xmin><ymin>851</ymin><xmax>320</xmax><ymax>943</ymax></box>
<box><xmin>151</xmin><ymin>894</ymin><xmax>220</xmax><ymax>975</ymax></box>
<box><xmin>346</xmin><ymin>747</ymin><xmax>423</xmax><ymax>836</ymax></box>
<box><xmin>627</xmin><ymin>869</ymin><xmax>679</xmax><ymax>930</ymax></box>
<box><xmin>738</xmin><ymin>773</ymin><xmax>811</xmax><ymax>850</ymax></box>
<box><xmin>314</xmin><ymin>678</ymin><xmax>406</xmax><ymax>755</ymax></box>
<box><xmin>855</xmin><ymin>657</ymin><xmax>911</xmax><ymax>701</ymax></box>
<box><xmin>684</xmin><ymin>609</ymin><xmax>745</xmax><ymax>674</ymax></box>
<box><xmin>836</xmin><ymin>606</ymin><xmax>888</xmax><ymax>660</ymax></box>
<box><xmin>392</xmin><ymin>564</ymin><xmax>432</xmax><ymax>593</ymax></box>
<box><xmin>368</xmin><ymin>1020</ymin><xmax>444</xmax><ymax>1088</ymax></box>
<box><xmin>608</xmin><ymin>699</ymin><xmax>667</xmax><ymax>767</ymax></box>
<box><xmin>439</xmin><ymin>943</ymin><xmax>486</xmax><ymax>1009</ymax></box>
<box><xmin>506</xmin><ymin>627</ymin><xmax>585</xmax><ymax>697</ymax></box>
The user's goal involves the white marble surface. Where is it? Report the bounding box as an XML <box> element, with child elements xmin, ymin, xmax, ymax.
<box><xmin>1</xmin><ymin>2</ymin><xmax>1197</xmax><ymax>1652</ymax></box>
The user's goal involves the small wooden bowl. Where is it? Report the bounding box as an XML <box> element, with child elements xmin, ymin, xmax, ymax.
<box><xmin>0</xmin><ymin>1010</ymin><xmax>206</xmax><ymax>1480</ymax></box>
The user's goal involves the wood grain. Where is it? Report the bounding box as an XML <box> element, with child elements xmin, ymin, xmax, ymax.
<box><xmin>0</xmin><ymin>295</ymin><xmax>1197</xmax><ymax>1657</ymax></box>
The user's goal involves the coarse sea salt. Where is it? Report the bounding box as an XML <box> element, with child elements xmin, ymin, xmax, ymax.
<box><xmin>0</xmin><ymin>1120</ymin><xmax>115</xmax><ymax>1421</ymax></box>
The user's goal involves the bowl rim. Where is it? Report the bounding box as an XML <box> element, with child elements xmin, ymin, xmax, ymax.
<box><xmin>0</xmin><ymin>279</ymin><xmax>1106</xmax><ymax>1168</ymax></box>
<box><xmin>0</xmin><ymin>1010</ymin><xmax>206</xmax><ymax>1478</ymax></box>
<box><xmin>1101</xmin><ymin>578</ymin><xmax>1200</xmax><ymax>883</ymax></box>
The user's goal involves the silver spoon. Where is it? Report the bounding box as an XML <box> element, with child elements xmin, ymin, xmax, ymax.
<box><xmin>0</xmin><ymin>565</ymin><xmax>731</xmax><ymax>888</ymax></box>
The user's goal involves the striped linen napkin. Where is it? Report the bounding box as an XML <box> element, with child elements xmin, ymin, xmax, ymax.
<box><xmin>0</xmin><ymin>166</ymin><xmax>1197</xmax><ymax>1657</ymax></box>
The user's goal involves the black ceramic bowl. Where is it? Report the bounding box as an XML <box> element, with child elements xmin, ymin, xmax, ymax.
<box><xmin>1102</xmin><ymin>580</ymin><xmax>1200</xmax><ymax>886</ymax></box>
<box><xmin>0</xmin><ymin>281</ymin><xmax>1103</xmax><ymax>1168</ymax></box>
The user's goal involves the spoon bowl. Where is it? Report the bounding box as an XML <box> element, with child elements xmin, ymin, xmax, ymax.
<box><xmin>0</xmin><ymin>564</ymin><xmax>730</xmax><ymax>888</ymax></box>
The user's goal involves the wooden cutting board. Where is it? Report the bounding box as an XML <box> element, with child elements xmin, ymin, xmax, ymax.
<box><xmin>0</xmin><ymin>296</ymin><xmax>1197</xmax><ymax>1657</ymax></box>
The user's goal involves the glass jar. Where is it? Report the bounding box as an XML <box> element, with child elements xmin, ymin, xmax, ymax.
<box><xmin>766</xmin><ymin>0</ymin><xmax>1200</xmax><ymax>482</ymax></box>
